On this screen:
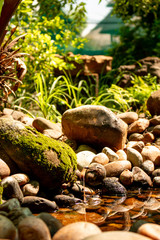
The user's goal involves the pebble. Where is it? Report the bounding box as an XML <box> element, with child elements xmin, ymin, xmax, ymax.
<box><xmin>116</xmin><ymin>149</ymin><xmax>127</xmax><ymax>161</ymax></box>
<box><xmin>21</xmin><ymin>196</ymin><xmax>58</xmax><ymax>213</ymax></box>
<box><xmin>102</xmin><ymin>177</ymin><xmax>127</xmax><ymax>195</ymax></box>
<box><xmin>141</xmin><ymin>146</ymin><xmax>160</xmax><ymax>162</ymax></box>
<box><xmin>117</xmin><ymin>111</ymin><xmax>138</xmax><ymax>124</ymax></box>
<box><xmin>128</xmin><ymin>133</ymin><xmax>144</xmax><ymax>141</ymax></box>
<box><xmin>0</xmin><ymin>198</ymin><xmax>21</xmax><ymax>212</ymax></box>
<box><xmin>150</xmin><ymin>115</ymin><xmax>160</xmax><ymax>125</ymax></box>
<box><xmin>82</xmin><ymin>231</ymin><xmax>152</xmax><ymax>240</ymax></box>
<box><xmin>142</xmin><ymin>132</ymin><xmax>155</xmax><ymax>144</ymax></box>
<box><xmin>152</xmin><ymin>125</ymin><xmax>160</xmax><ymax>136</ymax></box>
<box><xmin>152</xmin><ymin>169</ymin><xmax>160</xmax><ymax>177</ymax></box>
<box><xmin>7</xmin><ymin>207</ymin><xmax>32</xmax><ymax>227</ymax></box>
<box><xmin>71</xmin><ymin>181</ymin><xmax>95</xmax><ymax>196</ymax></box>
<box><xmin>126</xmin><ymin>147</ymin><xmax>143</xmax><ymax>167</ymax></box>
<box><xmin>11</xmin><ymin>173</ymin><xmax>30</xmax><ymax>186</ymax></box>
<box><xmin>141</xmin><ymin>160</ymin><xmax>155</xmax><ymax>175</ymax></box>
<box><xmin>104</xmin><ymin>160</ymin><xmax>132</xmax><ymax>177</ymax></box>
<box><xmin>153</xmin><ymin>176</ymin><xmax>160</xmax><ymax>186</ymax></box>
<box><xmin>91</xmin><ymin>153</ymin><xmax>109</xmax><ymax>165</ymax></box>
<box><xmin>22</xmin><ymin>180</ymin><xmax>40</xmax><ymax>196</ymax></box>
<box><xmin>0</xmin><ymin>215</ymin><xmax>17</xmax><ymax>240</ymax></box>
<box><xmin>85</xmin><ymin>163</ymin><xmax>106</xmax><ymax>186</ymax></box>
<box><xmin>32</xmin><ymin>117</ymin><xmax>61</xmax><ymax>133</ymax></box>
<box><xmin>119</xmin><ymin>169</ymin><xmax>133</xmax><ymax>186</ymax></box>
<box><xmin>128</xmin><ymin>118</ymin><xmax>150</xmax><ymax>134</ymax></box>
<box><xmin>126</xmin><ymin>141</ymin><xmax>145</xmax><ymax>153</ymax></box>
<box><xmin>138</xmin><ymin>223</ymin><xmax>160</xmax><ymax>240</ymax></box>
<box><xmin>102</xmin><ymin>147</ymin><xmax>119</xmax><ymax>162</ymax></box>
<box><xmin>18</xmin><ymin>216</ymin><xmax>51</xmax><ymax>240</ymax></box>
<box><xmin>54</xmin><ymin>194</ymin><xmax>82</xmax><ymax>207</ymax></box>
<box><xmin>0</xmin><ymin>158</ymin><xmax>10</xmax><ymax>179</ymax></box>
<box><xmin>132</xmin><ymin>167</ymin><xmax>153</xmax><ymax>187</ymax></box>
<box><xmin>43</xmin><ymin>128</ymin><xmax>63</xmax><ymax>140</ymax></box>
<box><xmin>76</xmin><ymin>151</ymin><xmax>96</xmax><ymax>171</ymax></box>
<box><xmin>52</xmin><ymin>221</ymin><xmax>101</xmax><ymax>240</ymax></box>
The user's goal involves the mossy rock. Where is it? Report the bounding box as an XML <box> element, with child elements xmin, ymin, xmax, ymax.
<box><xmin>0</xmin><ymin>118</ymin><xmax>77</xmax><ymax>189</ymax></box>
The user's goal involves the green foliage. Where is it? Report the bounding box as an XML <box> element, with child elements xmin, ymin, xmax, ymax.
<box><xmin>0</xmin><ymin>0</ymin><xmax>4</xmax><ymax>16</ymax></box>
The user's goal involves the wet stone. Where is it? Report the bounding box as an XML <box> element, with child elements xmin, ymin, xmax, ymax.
<box><xmin>152</xmin><ymin>168</ymin><xmax>160</xmax><ymax>177</ymax></box>
<box><xmin>150</xmin><ymin>115</ymin><xmax>160</xmax><ymax>125</ymax></box>
<box><xmin>1</xmin><ymin>176</ymin><xmax>23</xmax><ymax>203</ymax></box>
<box><xmin>0</xmin><ymin>198</ymin><xmax>21</xmax><ymax>212</ymax></box>
<box><xmin>54</xmin><ymin>194</ymin><xmax>82</xmax><ymax>207</ymax></box>
<box><xmin>85</xmin><ymin>163</ymin><xmax>106</xmax><ymax>186</ymax></box>
<box><xmin>37</xmin><ymin>212</ymin><xmax>63</xmax><ymax>237</ymax></box>
<box><xmin>0</xmin><ymin>214</ymin><xmax>17</xmax><ymax>240</ymax></box>
<box><xmin>71</xmin><ymin>181</ymin><xmax>95</xmax><ymax>197</ymax></box>
<box><xmin>21</xmin><ymin>196</ymin><xmax>58</xmax><ymax>213</ymax></box>
<box><xmin>18</xmin><ymin>216</ymin><xmax>51</xmax><ymax>240</ymax></box>
<box><xmin>102</xmin><ymin>177</ymin><xmax>127</xmax><ymax>195</ymax></box>
<box><xmin>141</xmin><ymin>145</ymin><xmax>160</xmax><ymax>162</ymax></box>
<box><xmin>22</xmin><ymin>180</ymin><xmax>40</xmax><ymax>196</ymax></box>
<box><xmin>142</xmin><ymin>132</ymin><xmax>155</xmax><ymax>144</ymax></box>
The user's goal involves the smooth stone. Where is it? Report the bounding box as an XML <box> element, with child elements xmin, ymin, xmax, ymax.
<box><xmin>85</xmin><ymin>163</ymin><xmax>106</xmax><ymax>186</ymax></box>
<box><xmin>128</xmin><ymin>118</ymin><xmax>150</xmax><ymax>134</ymax></box>
<box><xmin>7</xmin><ymin>207</ymin><xmax>32</xmax><ymax>227</ymax></box>
<box><xmin>76</xmin><ymin>145</ymin><xmax>97</xmax><ymax>154</ymax></box>
<box><xmin>130</xmin><ymin>220</ymin><xmax>148</xmax><ymax>232</ymax></box>
<box><xmin>0</xmin><ymin>198</ymin><xmax>21</xmax><ymax>212</ymax></box>
<box><xmin>117</xmin><ymin>111</ymin><xmax>138</xmax><ymax>124</ymax></box>
<box><xmin>142</xmin><ymin>132</ymin><xmax>155</xmax><ymax>144</ymax></box>
<box><xmin>128</xmin><ymin>133</ymin><xmax>144</xmax><ymax>141</ymax></box>
<box><xmin>119</xmin><ymin>169</ymin><xmax>133</xmax><ymax>186</ymax></box>
<box><xmin>152</xmin><ymin>169</ymin><xmax>160</xmax><ymax>177</ymax></box>
<box><xmin>132</xmin><ymin>167</ymin><xmax>153</xmax><ymax>187</ymax></box>
<box><xmin>102</xmin><ymin>177</ymin><xmax>127</xmax><ymax>195</ymax></box>
<box><xmin>82</xmin><ymin>231</ymin><xmax>152</xmax><ymax>240</ymax></box>
<box><xmin>0</xmin><ymin>158</ymin><xmax>10</xmax><ymax>179</ymax></box>
<box><xmin>2</xmin><ymin>108</ymin><xmax>25</xmax><ymax>121</ymax></box>
<box><xmin>0</xmin><ymin>215</ymin><xmax>17</xmax><ymax>240</ymax></box>
<box><xmin>71</xmin><ymin>181</ymin><xmax>95</xmax><ymax>196</ymax></box>
<box><xmin>104</xmin><ymin>160</ymin><xmax>132</xmax><ymax>177</ymax></box>
<box><xmin>141</xmin><ymin>160</ymin><xmax>155</xmax><ymax>175</ymax></box>
<box><xmin>147</xmin><ymin>89</ymin><xmax>160</xmax><ymax>116</ymax></box>
<box><xmin>153</xmin><ymin>176</ymin><xmax>160</xmax><ymax>186</ymax></box>
<box><xmin>126</xmin><ymin>141</ymin><xmax>145</xmax><ymax>152</ymax></box>
<box><xmin>76</xmin><ymin>151</ymin><xmax>96</xmax><ymax>171</ymax></box>
<box><xmin>116</xmin><ymin>149</ymin><xmax>127</xmax><ymax>161</ymax></box>
<box><xmin>11</xmin><ymin>173</ymin><xmax>30</xmax><ymax>186</ymax></box>
<box><xmin>138</xmin><ymin>223</ymin><xmax>160</xmax><ymax>240</ymax></box>
<box><xmin>37</xmin><ymin>212</ymin><xmax>63</xmax><ymax>237</ymax></box>
<box><xmin>20</xmin><ymin>116</ymin><xmax>34</xmax><ymax>127</ymax></box>
<box><xmin>152</xmin><ymin>125</ymin><xmax>160</xmax><ymax>136</ymax></box>
<box><xmin>22</xmin><ymin>180</ymin><xmax>40</xmax><ymax>196</ymax></box>
<box><xmin>18</xmin><ymin>216</ymin><xmax>51</xmax><ymax>240</ymax></box>
<box><xmin>102</xmin><ymin>147</ymin><xmax>119</xmax><ymax>162</ymax></box>
<box><xmin>54</xmin><ymin>195</ymin><xmax>82</xmax><ymax>207</ymax></box>
<box><xmin>43</xmin><ymin>128</ymin><xmax>63</xmax><ymax>140</ymax></box>
<box><xmin>52</xmin><ymin>221</ymin><xmax>101</xmax><ymax>240</ymax></box>
<box><xmin>91</xmin><ymin>153</ymin><xmax>109</xmax><ymax>165</ymax></box>
<box><xmin>62</xmin><ymin>105</ymin><xmax>128</xmax><ymax>151</ymax></box>
<box><xmin>33</xmin><ymin>117</ymin><xmax>62</xmax><ymax>133</ymax></box>
<box><xmin>21</xmin><ymin>196</ymin><xmax>58</xmax><ymax>213</ymax></box>
<box><xmin>141</xmin><ymin>145</ymin><xmax>160</xmax><ymax>162</ymax></box>
<box><xmin>150</xmin><ymin>115</ymin><xmax>160</xmax><ymax>125</ymax></box>
<box><xmin>126</xmin><ymin>147</ymin><xmax>143</xmax><ymax>167</ymax></box>
<box><xmin>1</xmin><ymin>176</ymin><xmax>23</xmax><ymax>202</ymax></box>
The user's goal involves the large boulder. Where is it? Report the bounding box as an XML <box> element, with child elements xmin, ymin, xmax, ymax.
<box><xmin>62</xmin><ymin>105</ymin><xmax>128</xmax><ymax>151</ymax></box>
<box><xmin>0</xmin><ymin>118</ymin><xmax>77</xmax><ymax>189</ymax></box>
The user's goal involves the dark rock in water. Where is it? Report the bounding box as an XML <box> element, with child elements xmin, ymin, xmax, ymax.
<box><xmin>0</xmin><ymin>198</ymin><xmax>21</xmax><ymax>212</ymax></box>
<box><xmin>62</xmin><ymin>105</ymin><xmax>128</xmax><ymax>151</ymax></box>
<box><xmin>85</xmin><ymin>163</ymin><xmax>106</xmax><ymax>186</ymax></box>
<box><xmin>102</xmin><ymin>177</ymin><xmax>127</xmax><ymax>195</ymax></box>
<box><xmin>21</xmin><ymin>196</ymin><xmax>58</xmax><ymax>213</ymax></box>
<box><xmin>0</xmin><ymin>118</ymin><xmax>77</xmax><ymax>189</ymax></box>
<box><xmin>7</xmin><ymin>207</ymin><xmax>32</xmax><ymax>227</ymax></box>
<box><xmin>37</xmin><ymin>212</ymin><xmax>63</xmax><ymax>237</ymax></box>
<box><xmin>1</xmin><ymin>176</ymin><xmax>24</xmax><ymax>202</ymax></box>
<box><xmin>54</xmin><ymin>194</ymin><xmax>82</xmax><ymax>207</ymax></box>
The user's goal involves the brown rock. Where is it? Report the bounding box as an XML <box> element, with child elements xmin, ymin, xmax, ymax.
<box><xmin>116</xmin><ymin>149</ymin><xmax>127</xmax><ymax>161</ymax></box>
<box><xmin>91</xmin><ymin>153</ymin><xmax>109</xmax><ymax>165</ymax></box>
<box><xmin>126</xmin><ymin>141</ymin><xmax>145</xmax><ymax>153</ymax></box>
<box><xmin>120</xmin><ymin>169</ymin><xmax>133</xmax><ymax>186</ymax></box>
<box><xmin>52</xmin><ymin>221</ymin><xmax>101</xmax><ymax>240</ymax></box>
<box><xmin>141</xmin><ymin>160</ymin><xmax>154</xmax><ymax>175</ymax></box>
<box><xmin>0</xmin><ymin>215</ymin><xmax>17</xmax><ymax>240</ymax></box>
<box><xmin>152</xmin><ymin>125</ymin><xmax>160</xmax><ymax>136</ymax></box>
<box><xmin>147</xmin><ymin>90</ymin><xmax>160</xmax><ymax>116</ymax></box>
<box><xmin>117</xmin><ymin>111</ymin><xmax>138</xmax><ymax>124</ymax></box>
<box><xmin>138</xmin><ymin>223</ymin><xmax>160</xmax><ymax>240</ymax></box>
<box><xmin>33</xmin><ymin>117</ymin><xmax>62</xmax><ymax>134</ymax></box>
<box><xmin>62</xmin><ymin>105</ymin><xmax>128</xmax><ymax>151</ymax></box>
<box><xmin>128</xmin><ymin>119</ymin><xmax>150</xmax><ymax>134</ymax></box>
<box><xmin>141</xmin><ymin>146</ymin><xmax>160</xmax><ymax>162</ymax></box>
<box><xmin>0</xmin><ymin>158</ymin><xmax>10</xmax><ymax>179</ymax></box>
<box><xmin>104</xmin><ymin>160</ymin><xmax>132</xmax><ymax>177</ymax></box>
<box><xmin>142</xmin><ymin>132</ymin><xmax>155</xmax><ymax>144</ymax></box>
<box><xmin>22</xmin><ymin>180</ymin><xmax>40</xmax><ymax>196</ymax></box>
<box><xmin>150</xmin><ymin>115</ymin><xmax>160</xmax><ymax>125</ymax></box>
<box><xmin>11</xmin><ymin>173</ymin><xmax>30</xmax><ymax>186</ymax></box>
<box><xmin>126</xmin><ymin>147</ymin><xmax>143</xmax><ymax>167</ymax></box>
<box><xmin>132</xmin><ymin>167</ymin><xmax>153</xmax><ymax>187</ymax></box>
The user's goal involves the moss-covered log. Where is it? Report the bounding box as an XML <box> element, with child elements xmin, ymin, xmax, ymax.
<box><xmin>0</xmin><ymin>118</ymin><xmax>77</xmax><ymax>189</ymax></box>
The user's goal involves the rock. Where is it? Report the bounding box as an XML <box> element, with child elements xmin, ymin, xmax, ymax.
<box><xmin>152</xmin><ymin>169</ymin><xmax>160</xmax><ymax>177</ymax></box>
<box><xmin>1</xmin><ymin>176</ymin><xmax>24</xmax><ymax>202</ymax></box>
<box><xmin>2</xmin><ymin>108</ymin><xmax>25</xmax><ymax>120</ymax></box>
<box><xmin>126</xmin><ymin>141</ymin><xmax>145</xmax><ymax>153</ymax></box>
<box><xmin>117</xmin><ymin>112</ymin><xmax>138</xmax><ymax>124</ymax></box>
<box><xmin>128</xmin><ymin>118</ymin><xmax>150</xmax><ymax>134</ymax></box>
<box><xmin>132</xmin><ymin>167</ymin><xmax>153</xmax><ymax>187</ymax></box>
<box><xmin>102</xmin><ymin>177</ymin><xmax>127</xmax><ymax>195</ymax></box>
<box><xmin>37</xmin><ymin>212</ymin><xmax>63</xmax><ymax>237</ymax></box>
<box><xmin>0</xmin><ymin>198</ymin><xmax>21</xmax><ymax>212</ymax></box>
<box><xmin>152</xmin><ymin>125</ymin><xmax>160</xmax><ymax>136</ymax></box>
<box><xmin>141</xmin><ymin>145</ymin><xmax>160</xmax><ymax>163</ymax></box>
<box><xmin>43</xmin><ymin>128</ymin><xmax>63</xmax><ymax>140</ymax></box>
<box><xmin>0</xmin><ymin>214</ymin><xmax>17</xmax><ymax>240</ymax></box>
<box><xmin>128</xmin><ymin>133</ymin><xmax>144</xmax><ymax>141</ymax></box>
<box><xmin>21</xmin><ymin>196</ymin><xmax>58</xmax><ymax>213</ymax></box>
<box><xmin>62</xmin><ymin>105</ymin><xmax>128</xmax><ymax>151</ymax></box>
<box><xmin>147</xmin><ymin>90</ymin><xmax>160</xmax><ymax>116</ymax></box>
<box><xmin>153</xmin><ymin>176</ymin><xmax>160</xmax><ymax>186</ymax></box>
<box><xmin>18</xmin><ymin>216</ymin><xmax>51</xmax><ymax>240</ymax></box>
<box><xmin>142</xmin><ymin>132</ymin><xmax>155</xmax><ymax>144</ymax></box>
<box><xmin>20</xmin><ymin>116</ymin><xmax>34</xmax><ymax>127</ymax></box>
<box><xmin>11</xmin><ymin>173</ymin><xmax>30</xmax><ymax>186</ymax></box>
<box><xmin>82</xmin><ymin>231</ymin><xmax>152</xmax><ymax>240</ymax></box>
<box><xmin>33</xmin><ymin>117</ymin><xmax>62</xmax><ymax>133</ymax></box>
<box><xmin>0</xmin><ymin>118</ymin><xmax>77</xmax><ymax>189</ymax></box>
<box><xmin>130</xmin><ymin>220</ymin><xmax>148</xmax><ymax>233</ymax></box>
<box><xmin>104</xmin><ymin>160</ymin><xmax>132</xmax><ymax>177</ymax></box>
<box><xmin>91</xmin><ymin>153</ymin><xmax>109</xmax><ymax>165</ymax></box>
<box><xmin>102</xmin><ymin>147</ymin><xmax>119</xmax><ymax>162</ymax></box>
<box><xmin>85</xmin><ymin>163</ymin><xmax>106</xmax><ymax>186</ymax></box>
<box><xmin>150</xmin><ymin>115</ymin><xmax>160</xmax><ymax>125</ymax></box>
<box><xmin>141</xmin><ymin>160</ymin><xmax>154</xmax><ymax>175</ymax></box>
<box><xmin>71</xmin><ymin>181</ymin><xmax>95</xmax><ymax>196</ymax></box>
<box><xmin>75</xmin><ymin>145</ymin><xmax>97</xmax><ymax>154</ymax></box>
<box><xmin>52</xmin><ymin>221</ymin><xmax>101</xmax><ymax>240</ymax></box>
<box><xmin>119</xmin><ymin>169</ymin><xmax>133</xmax><ymax>186</ymax></box>
<box><xmin>126</xmin><ymin>147</ymin><xmax>143</xmax><ymax>167</ymax></box>
<box><xmin>116</xmin><ymin>149</ymin><xmax>127</xmax><ymax>161</ymax></box>
<box><xmin>76</xmin><ymin>151</ymin><xmax>96</xmax><ymax>171</ymax></box>
<box><xmin>138</xmin><ymin>223</ymin><xmax>160</xmax><ymax>240</ymax></box>
<box><xmin>7</xmin><ymin>207</ymin><xmax>33</xmax><ymax>227</ymax></box>
<box><xmin>54</xmin><ymin>195</ymin><xmax>82</xmax><ymax>207</ymax></box>
<box><xmin>22</xmin><ymin>180</ymin><xmax>40</xmax><ymax>196</ymax></box>
<box><xmin>0</xmin><ymin>158</ymin><xmax>10</xmax><ymax>178</ymax></box>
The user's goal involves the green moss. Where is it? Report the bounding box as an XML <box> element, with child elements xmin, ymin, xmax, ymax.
<box><xmin>0</xmin><ymin>119</ymin><xmax>77</xmax><ymax>187</ymax></box>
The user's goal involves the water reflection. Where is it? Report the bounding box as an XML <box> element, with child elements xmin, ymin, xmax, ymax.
<box><xmin>52</xmin><ymin>188</ymin><xmax>160</xmax><ymax>231</ymax></box>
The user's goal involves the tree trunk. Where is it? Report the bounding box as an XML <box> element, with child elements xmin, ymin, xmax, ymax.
<box><xmin>0</xmin><ymin>0</ymin><xmax>22</xmax><ymax>45</ymax></box>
